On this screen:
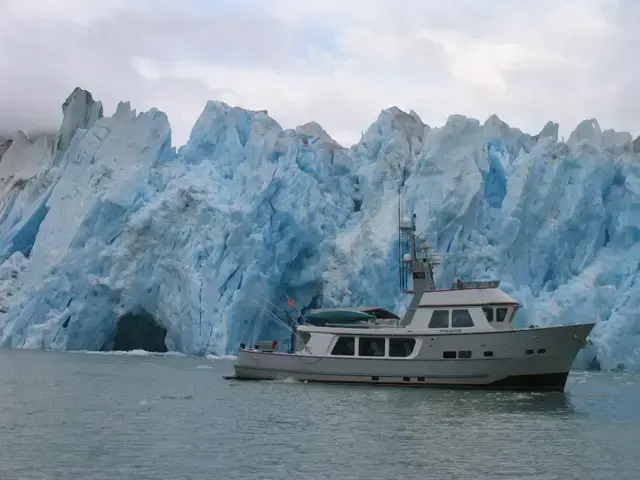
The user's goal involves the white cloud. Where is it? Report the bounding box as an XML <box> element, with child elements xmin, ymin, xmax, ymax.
<box><xmin>4</xmin><ymin>0</ymin><xmax>129</xmax><ymax>23</ymax></box>
<box><xmin>0</xmin><ymin>0</ymin><xmax>637</xmax><ymax>147</ymax></box>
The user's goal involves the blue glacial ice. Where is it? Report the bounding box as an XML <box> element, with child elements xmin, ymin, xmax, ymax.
<box><xmin>0</xmin><ymin>88</ymin><xmax>639</xmax><ymax>371</ymax></box>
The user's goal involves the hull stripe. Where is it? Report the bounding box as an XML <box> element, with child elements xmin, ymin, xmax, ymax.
<box><xmin>239</xmin><ymin>350</ymin><xmax>515</xmax><ymax>362</ymax></box>
<box><xmin>226</xmin><ymin>372</ymin><xmax>569</xmax><ymax>391</ymax></box>
<box><xmin>236</xmin><ymin>364</ymin><xmax>490</xmax><ymax>379</ymax></box>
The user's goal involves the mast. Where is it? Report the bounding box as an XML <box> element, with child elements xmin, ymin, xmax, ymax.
<box><xmin>397</xmin><ymin>186</ymin><xmax>404</xmax><ymax>292</ymax></box>
<box><xmin>396</xmin><ymin>197</ymin><xmax>450</xmax><ymax>326</ymax></box>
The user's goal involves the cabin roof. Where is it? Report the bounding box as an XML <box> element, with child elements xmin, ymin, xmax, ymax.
<box><xmin>418</xmin><ymin>287</ymin><xmax>519</xmax><ymax>307</ymax></box>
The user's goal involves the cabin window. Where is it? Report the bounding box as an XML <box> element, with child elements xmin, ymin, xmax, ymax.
<box><xmin>295</xmin><ymin>331</ymin><xmax>311</xmax><ymax>352</ymax></box>
<box><xmin>389</xmin><ymin>338</ymin><xmax>416</xmax><ymax>357</ymax></box>
<box><xmin>429</xmin><ymin>310</ymin><xmax>449</xmax><ymax>328</ymax></box>
<box><xmin>359</xmin><ymin>337</ymin><xmax>385</xmax><ymax>357</ymax></box>
<box><xmin>331</xmin><ymin>336</ymin><xmax>355</xmax><ymax>356</ymax></box>
<box><xmin>458</xmin><ymin>350</ymin><xmax>472</xmax><ymax>359</ymax></box>
<box><xmin>482</xmin><ymin>307</ymin><xmax>494</xmax><ymax>322</ymax></box>
<box><xmin>452</xmin><ymin>309</ymin><xmax>474</xmax><ymax>328</ymax></box>
<box><xmin>496</xmin><ymin>308</ymin><xmax>508</xmax><ymax>322</ymax></box>
<box><xmin>443</xmin><ymin>351</ymin><xmax>456</xmax><ymax>359</ymax></box>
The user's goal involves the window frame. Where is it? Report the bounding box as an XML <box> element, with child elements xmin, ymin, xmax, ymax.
<box><xmin>388</xmin><ymin>337</ymin><xmax>417</xmax><ymax>358</ymax></box>
<box><xmin>451</xmin><ymin>309</ymin><xmax>475</xmax><ymax>328</ymax></box>
<box><xmin>428</xmin><ymin>309</ymin><xmax>450</xmax><ymax>328</ymax></box>
<box><xmin>496</xmin><ymin>307</ymin><xmax>509</xmax><ymax>323</ymax></box>
<box><xmin>358</xmin><ymin>336</ymin><xmax>386</xmax><ymax>357</ymax></box>
<box><xmin>330</xmin><ymin>336</ymin><xmax>356</xmax><ymax>356</ymax></box>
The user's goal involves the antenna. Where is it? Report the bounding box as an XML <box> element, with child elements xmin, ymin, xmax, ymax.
<box><xmin>397</xmin><ymin>187</ymin><xmax>401</xmax><ymax>291</ymax></box>
<box><xmin>396</xmin><ymin>195</ymin><xmax>452</xmax><ymax>297</ymax></box>
<box><xmin>395</xmin><ymin>197</ymin><xmax>455</xmax><ymax>326</ymax></box>
<box><xmin>397</xmin><ymin>187</ymin><xmax>412</xmax><ymax>293</ymax></box>
<box><xmin>397</xmin><ymin>192</ymin><xmax>417</xmax><ymax>294</ymax></box>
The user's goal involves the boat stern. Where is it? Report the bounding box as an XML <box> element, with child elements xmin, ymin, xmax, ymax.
<box><xmin>229</xmin><ymin>341</ymin><xmax>297</xmax><ymax>381</ymax></box>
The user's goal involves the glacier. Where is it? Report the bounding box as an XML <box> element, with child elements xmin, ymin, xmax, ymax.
<box><xmin>1</xmin><ymin>87</ymin><xmax>639</xmax><ymax>371</ymax></box>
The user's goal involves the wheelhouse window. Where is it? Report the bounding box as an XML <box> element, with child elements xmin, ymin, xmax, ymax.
<box><xmin>482</xmin><ymin>307</ymin><xmax>494</xmax><ymax>322</ymax></box>
<box><xmin>428</xmin><ymin>310</ymin><xmax>449</xmax><ymax>328</ymax></box>
<box><xmin>331</xmin><ymin>336</ymin><xmax>355</xmax><ymax>356</ymax></box>
<box><xmin>496</xmin><ymin>308</ymin><xmax>508</xmax><ymax>323</ymax></box>
<box><xmin>452</xmin><ymin>309</ymin><xmax>474</xmax><ymax>328</ymax></box>
<box><xmin>359</xmin><ymin>337</ymin><xmax>385</xmax><ymax>357</ymax></box>
<box><xmin>389</xmin><ymin>338</ymin><xmax>416</xmax><ymax>357</ymax></box>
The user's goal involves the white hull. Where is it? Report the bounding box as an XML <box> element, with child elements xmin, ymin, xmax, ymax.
<box><xmin>231</xmin><ymin>323</ymin><xmax>594</xmax><ymax>391</ymax></box>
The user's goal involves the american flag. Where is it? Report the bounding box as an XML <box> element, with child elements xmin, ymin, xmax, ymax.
<box><xmin>286</xmin><ymin>296</ymin><xmax>295</xmax><ymax>309</ymax></box>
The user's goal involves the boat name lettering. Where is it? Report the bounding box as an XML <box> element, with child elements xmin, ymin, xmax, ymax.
<box><xmin>439</xmin><ymin>328</ymin><xmax>462</xmax><ymax>333</ymax></box>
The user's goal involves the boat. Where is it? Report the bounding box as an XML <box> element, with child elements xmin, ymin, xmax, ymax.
<box><xmin>226</xmin><ymin>210</ymin><xmax>595</xmax><ymax>392</ymax></box>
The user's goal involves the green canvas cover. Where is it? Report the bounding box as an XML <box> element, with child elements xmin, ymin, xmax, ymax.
<box><xmin>305</xmin><ymin>310</ymin><xmax>376</xmax><ymax>324</ymax></box>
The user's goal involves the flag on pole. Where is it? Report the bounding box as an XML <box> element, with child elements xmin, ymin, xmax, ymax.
<box><xmin>286</xmin><ymin>296</ymin><xmax>295</xmax><ymax>309</ymax></box>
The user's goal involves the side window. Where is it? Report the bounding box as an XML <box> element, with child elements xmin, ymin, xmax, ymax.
<box><xmin>452</xmin><ymin>309</ymin><xmax>474</xmax><ymax>327</ymax></box>
<box><xmin>389</xmin><ymin>338</ymin><xmax>416</xmax><ymax>357</ymax></box>
<box><xmin>428</xmin><ymin>310</ymin><xmax>449</xmax><ymax>328</ymax></box>
<box><xmin>331</xmin><ymin>336</ymin><xmax>355</xmax><ymax>356</ymax></box>
<box><xmin>496</xmin><ymin>308</ymin><xmax>508</xmax><ymax>323</ymax></box>
<box><xmin>482</xmin><ymin>307</ymin><xmax>494</xmax><ymax>322</ymax></box>
<box><xmin>295</xmin><ymin>331</ymin><xmax>311</xmax><ymax>351</ymax></box>
<box><xmin>359</xmin><ymin>337</ymin><xmax>385</xmax><ymax>357</ymax></box>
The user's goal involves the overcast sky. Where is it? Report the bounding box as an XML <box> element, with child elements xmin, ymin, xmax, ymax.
<box><xmin>1</xmin><ymin>0</ymin><xmax>638</xmax><ymax>147</ymax></box>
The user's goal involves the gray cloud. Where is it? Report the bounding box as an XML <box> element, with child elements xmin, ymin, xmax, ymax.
<box><xmin>0</xmin><ymin>0</ymin><xmax>638</xmax><ymax>147</ymax></box>
<box><xmin>0</xmin><ymin>1</ymin><xmax>303</xmax><ymax>143</ymax></box>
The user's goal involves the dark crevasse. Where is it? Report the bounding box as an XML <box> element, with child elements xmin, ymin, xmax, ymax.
<box><xmin>5</xmin><ymin>199</ymin><xmax>50</xmax><ymax>260</ymax></box>
<box><xmin>483</xmin><ymin>141</ymin><xmax>507</xmax><ymax>208</ymax></box>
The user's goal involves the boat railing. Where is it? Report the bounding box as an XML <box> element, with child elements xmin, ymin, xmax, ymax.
<box><xmin>323</xmin><ymin>321</ymin><xmax>402</xmax><ymax>329</ymax></box>
<box><xmin>451</xmin><ymin>280</ymin><xmax>501</xmax><ymax>290</ymax></box>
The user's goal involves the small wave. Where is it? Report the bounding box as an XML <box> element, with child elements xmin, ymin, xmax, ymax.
<box><xmin>204</xmin><ymin>354</ymin><xmax>237</xmax><ymax>361</ymax></box>
<box><xmin>264</xmin><ymin>376</ymin><xmax>304</xmax><ymax>384</ymax></box>
<box><xmin>68</xmin><ymin>349</ymin><xmax>188</xmax><ymax>357</ymax></box>
<box><xmin>139</xmin><ymin>394</ymin><xmax>194</xmax><ymax>404</ymax></box>
<box><xmin>493</xmin><ymin>392</ymin><xmax>536</xmax><ymax>402</ymax></box>
<box><xmin>159</xmin><ymin>394</ymin><xmax>193</xmax><ymax>400</ymax></box>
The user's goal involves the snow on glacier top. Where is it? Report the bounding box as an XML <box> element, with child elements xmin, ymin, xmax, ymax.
<box><xmin>0</xmin><ymin>87</ymin><xmax>639</xmax><ymax>371</ymax></box>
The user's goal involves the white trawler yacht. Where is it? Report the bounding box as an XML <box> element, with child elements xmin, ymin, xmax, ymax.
<box><xmin>227</xmin><ymin>212</ymin><xmax>595</xmax><ymax>391</ymax></box>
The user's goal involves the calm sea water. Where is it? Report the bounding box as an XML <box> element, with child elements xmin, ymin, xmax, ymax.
<box><xmin>0</xmin><ymin>348</ymin><xmax>638</xmax><ymax>480</ymax></box>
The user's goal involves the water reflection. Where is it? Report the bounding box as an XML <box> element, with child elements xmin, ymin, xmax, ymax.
<box><xmin>266</xmin><ymin>379</ymin><xmax>577</xmax><ymax>418</ymax></box>
<box><xmin>488</xmin><ymin>391</ymin><xmax>573</xmax><ymax>414</ymax></box>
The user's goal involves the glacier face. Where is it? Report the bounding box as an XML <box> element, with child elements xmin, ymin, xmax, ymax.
<box><xmin>1</xmin><ymin>88</ymin><xmax>639</xmax><ymax>370</ymax></box>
